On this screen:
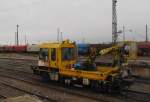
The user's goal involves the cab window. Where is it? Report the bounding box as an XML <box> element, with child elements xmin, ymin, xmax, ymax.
<box><xmin>51</xmin><ymin>48</ymin><xmax>56</xmax><ymax>61</ymax></box>
<box><xmin>62</xmin><ymin>48</ymin><xmax>75</xmax><ymax>61</ymax></box>
<box><xmin>39</xmin><ymin>48</ymin><xmax>49</xmax><ymax>61</ymax></box>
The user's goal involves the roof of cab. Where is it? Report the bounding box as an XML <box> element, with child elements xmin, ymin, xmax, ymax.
<box><xmin>39</xmin><ymin>40</ymin><xmax>76</xmax><ymax>48</ymax></box>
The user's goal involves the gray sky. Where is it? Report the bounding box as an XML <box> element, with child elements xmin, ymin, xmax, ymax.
<box><xmin>0</xmin><ymin>0</ymin><xmax>150</xmax><ymax>44</ymax></box>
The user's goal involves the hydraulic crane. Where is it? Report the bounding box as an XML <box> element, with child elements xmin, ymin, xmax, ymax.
<box><xmin>84</xmin><ymin>41</ymin><xmax>137</xmax><ymax>77</ymax></box>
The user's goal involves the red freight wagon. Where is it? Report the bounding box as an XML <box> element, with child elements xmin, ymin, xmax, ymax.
<box><xmin>138</xmin><ymin>42</ymin><xmax>150</xmax><ymax>56</ymax></box>
<box><xmin>0</xmin><ymin>45</ymin><xmax>27</xmax><ymax>52</ymax></box>
<box><xmin>12</xmin><ymin>45</ymin><xmax>27</xmax><ymax>52</ymax></box>
<box><xmin>138</xmin><ymin>42</ymin><xmax>150</xmax><ymax>49</ymax></box>
<box><xmin>4</xmin><ymin>45</ymin><xmax>14</xmax><ymax>52</ymax></box>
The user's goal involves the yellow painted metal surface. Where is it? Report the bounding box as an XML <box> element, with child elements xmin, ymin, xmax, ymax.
<box><xmin>59</xmin><ymin>66</ymin><xmax>119</xmax><ymax>81</ymax></box>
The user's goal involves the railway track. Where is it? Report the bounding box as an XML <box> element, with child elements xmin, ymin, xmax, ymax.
<box><xmin>0</xmin><ymin>57</ymin><xmax>37</xmax><ymax>61</ymax></box>
<box><xmin>0</xmin><ymin>94</ymin><xmax>7</xmax><ymax>99</ymax></box>
<box><xmin>127</xmin><ymin>89</ymin><xmax>150</xmax><ymax>97</ymax></box>
<box><xmin>0</xmin><ymin>66</ymin><xmax>33</xmax><ymax>75</ymax></box>
<box><xmin>0</xmin><ymin>72</ymin><xmax>106</xmax><ymax>102</ymax></box>
<box><xmin>0</xmin><ymin>79</ymin><xmax>56</xmax><ymax>102</ymax></box>
<box><xmin>0</xmin><ymin>58</ymin><xmax>150</xmax><ymax>102</ymax></box>
<box><xmin>123</xmin><ymin>89</ymin><xmax>150</xmax><ymax>102</ymax></box>
<box><xmin>133</xmin><ymin>76</ymin><xmax>150</xmax><ymax>84</ymax></box>
<box><xmin>0</xmin><ymin>68</ymin><xmax>150</xmax><ymax>102</ymax></box>
<box><xmin>0</xmin><ymin>95</ymin><xmax>6</xmax><ymax>102</ymax></box>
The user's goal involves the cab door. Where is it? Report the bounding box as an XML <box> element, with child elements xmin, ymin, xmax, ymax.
<box><xmin>38</xmin><ymin>48</ymin><xmax>49</xmax><ymax>67</ymax></box>
<box><xmin>50</xmin><ymin>48</ymin><xmax>57</xmax><ymax>68</ymax></box>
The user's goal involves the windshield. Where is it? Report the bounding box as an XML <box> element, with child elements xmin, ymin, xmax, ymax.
<box><xmin>39</xmin><ymin>48</ymin><xmax>48</xmax><ymax>61</ymax></box>
<box><xmin>61</xmin><ymin>47</ymin><xmax>75</xmax><ymax>61</ymax></box>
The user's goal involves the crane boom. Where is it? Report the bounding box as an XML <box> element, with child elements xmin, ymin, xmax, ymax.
<box><xmin>99</xmin><ymin>45</ymin><xmax>118</xmax><ymax>55</ymax></box>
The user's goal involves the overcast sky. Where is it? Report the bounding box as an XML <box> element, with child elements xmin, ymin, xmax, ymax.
<box><xmin>0</xmin><ymin>0</ymin><xmax>150</xmax><ymax>44</ymax></box>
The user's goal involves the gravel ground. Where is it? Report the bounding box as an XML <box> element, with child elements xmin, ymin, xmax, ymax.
<box><xmin>2</xmin><ymin>95</ymin><xmax>44</xmax><ymax>102</ymax></box>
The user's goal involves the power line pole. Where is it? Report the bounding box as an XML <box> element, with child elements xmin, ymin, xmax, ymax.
<box><xmin>60</xmin><ymin>32</ymin><xmax>63</xmax><ymax>42</ymax></box>
<box><xmin>16</xmin><ymin>24</ymin><xmax>19</xmax><ymax>46</ymax></box>
<box><xmin>112</xmin><ymin>0</ymin><xmax>118</xmax><ymax>44</ymax></box>
<box><xmin>25</xmin><ymin>34</ymin><xmax>27</xmax><ymax>45</ymax></box>
<box><xmin>15</xmin><ymin>32</ymin><xmax>17</xmax><ymax>45</ymax></box>
<box><xmin>57</xmin><ymin>28</ymin><xmax>60</xmax><ymax>42</ymax></box>
<box><xmin>123</xmin><ymin>26</ymin><xmax>125</xmax><ymax>41</ymax></box>
<box><xmin>146</xmin><ymin>24</ymin><xmax>148</xmax><ymax>42</ymax></box>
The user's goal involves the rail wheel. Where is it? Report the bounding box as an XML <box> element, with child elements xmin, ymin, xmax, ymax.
<box><xmin>91</xmin><ymin>80</ymin><xmax>100</xmax><ymax>92</ymax></box>
<box><xmin>59</xmin><ymin>76</ymin><xmax>65</xmax><ymax>84</ymax></box>
<box><xmin>41</xmin><ymin>71</ymin><xmax>50</xmax><ymax>81</ymax></box>
<box><xmin>105</xmin><ymin>82</ymin><xmax>113</xmax><ymax>93</ymax></box>
<box><xmin>64</xmin><ymin>77</ymin><xmax>73</xmax><ymax>86</ymax></box>
<box><xmin>105</xmin><ymin>76</ymin><xmax>114</xmax><ymax>93</ymax></box>
<box><xmin>33</xmin><ymin>69</ymin><xmax>40</xmax><ymax>75</ymax></box>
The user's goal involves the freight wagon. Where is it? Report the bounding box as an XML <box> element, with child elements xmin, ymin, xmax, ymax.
<box><xmin>138</xmin><ymin>42</ymin><xmax>150</xmax><ymax>56</ymax></box>
<box><xmin>0</xmin><ymin>45</ymin><xmax>39</xmax><ymax>53</ymax></box>
<box><xmin>27</xmin><ymin>44</ymin><xmax>40</xmax><ymax>53</ymax></box>
<box><xmin>0</xmin><ymin>45</ymin><xmax>27</xmax><ymax>52</ymax></box>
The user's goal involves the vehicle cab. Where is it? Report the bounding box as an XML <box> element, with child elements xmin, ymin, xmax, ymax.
<box><xmin>38</xmin><ymin>40</ymin><xmax>77</xmax><ymax>69</ymax></box>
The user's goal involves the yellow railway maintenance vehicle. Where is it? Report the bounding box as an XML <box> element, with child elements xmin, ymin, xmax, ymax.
<box><xmin>31</xmin><ymin>40</ymin><xmax>137</xmax><ymax>92</ymax></box>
